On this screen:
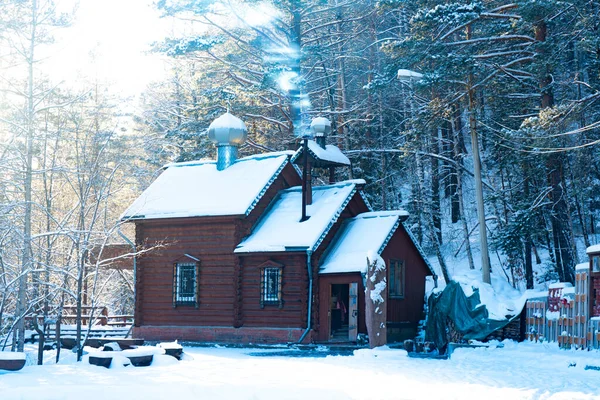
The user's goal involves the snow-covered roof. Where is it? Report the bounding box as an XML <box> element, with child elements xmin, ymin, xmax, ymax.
<box><xmin>576</xmin><ymin>262</ymin><xmax>590</xmax><ymax>271</ymax></box>
<box><xmin>121</xmin><ymin>152</ymin><xmax>294</xmax><ymax>221</ymax></box>
<box><xmin>291</xmin><ymin>140</ymin><xmax>350</xmax><ymax>166</ymax></box>
<box><xmin>234</xmin><ymin>181</ymin><xmax>359</xmax><ymax>253</ymax></box>
<box><xmin>319</xmin><ymin>211</ymin><xmax>407</xmax><ymax>275</ymax></box>
<box><xmin>587</xmin><ymin>244</ymin><xmax>600</xmax><ymax>255</ymax></box>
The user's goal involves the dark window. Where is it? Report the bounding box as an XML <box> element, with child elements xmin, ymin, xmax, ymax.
<box><xmin>173</xmin><ymin>262</ymin><xmax>197</xmax><ymax>306</ymax></box>
<box><xmin>261</xmin><ymin>267</ymin><xmax>282</xmax><ymax>307</ymax></box>
<box><xmin>593</xmin><ymin>256</ymin><xmax>600</xmax><ymax>273</ymax></box>
<box><xmin>389</xmin><ymin>259</ymin><xmax>405</xmax><ymax>298</ymax></box>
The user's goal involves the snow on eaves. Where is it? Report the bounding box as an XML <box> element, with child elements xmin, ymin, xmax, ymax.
<box><xmin>234</xmin><ymin>181</ymin><xmax>358</xmax><ymax>254</ymax></box>
<box><xmin>319</xmin><ymin>211</ymin><xmax>407</xmax><ymax>275</ymax></box>
<box><xmin>586</xmin><ymin>243</ymin><xmax>600</xmax><ymax>254</ymax></box>
<box><xmin>120</xmin><ymin>152</ymin><xmax>294</xmax><ymax>221</ymax></box>
<box><xmin>292</xmin><ymin>140</ymin><xmax>351</xmax><ymax>166</ymax></box>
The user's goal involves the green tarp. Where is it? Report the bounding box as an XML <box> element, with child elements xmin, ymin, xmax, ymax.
<box><xmin>425</xmin><ymin>281</ymin><xmax>514</xmax><ymax>351</ymax></box>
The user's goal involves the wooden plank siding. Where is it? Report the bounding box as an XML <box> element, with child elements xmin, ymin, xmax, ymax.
<box><xmin>238</xmin><ymin>254</ymin><xmax>308</xmax><ymax>328</ymax></box>
<box><xmin>134</xmin><ymin>217</ymin><xmax>240</xmax><ymax>327</ymax></box>
<box><xmin>381</xmin><ymin>224</ymin><xmax>432</xmax><ymax>339</ymax></box>
<box><xmin>133</xmin><ymin>162</ymin><xmax>301</xmax><ymax>333</ymax></box>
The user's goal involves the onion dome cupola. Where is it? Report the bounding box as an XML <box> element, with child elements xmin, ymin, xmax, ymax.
<box><xmin>208</xmin><ymin>112</ymin><xmax>248</xmax><ymax>171</ymax></box>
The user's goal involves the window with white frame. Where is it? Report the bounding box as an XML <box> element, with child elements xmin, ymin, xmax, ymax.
<box><xmin>173</xmin><ymin>262</ymin><xmax>197</xmax><ymax>306</ymax></box>
<box><xmin>261</xmin><ymin>267</ymin><xmax>282</xmax><ymax>307</ymax></box>
<box><xmin>389</xmin><ymin>259</ymin><xmax>405</xmax><ymax>298</ymax></box>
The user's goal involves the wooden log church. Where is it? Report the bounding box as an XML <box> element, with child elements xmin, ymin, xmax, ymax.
<box><xmin>121</xmin><ymin>113</ymin><xmax>435</xmax><ymax>344</ymax></box>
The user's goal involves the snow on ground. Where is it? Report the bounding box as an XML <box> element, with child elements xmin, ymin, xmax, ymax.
<box><xmin>2</xmin><ymin>342</ymin><xmax>600</xmax><ymax>400</ymax></box>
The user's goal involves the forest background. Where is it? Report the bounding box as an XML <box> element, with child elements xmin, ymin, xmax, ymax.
<box><xmin>1</xmin><ymin>0</ymin><xmax>599</xmax><ymax>354</ymax></box>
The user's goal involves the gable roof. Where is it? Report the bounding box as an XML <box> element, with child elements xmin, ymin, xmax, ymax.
<box><xmin>319</xmin><ymin>211</ymin><xmax>406</xmax><ymax>275</ymax></box>
<box><xmin>291</xmin><ymin>140</ymin><xmax>351</xmax><ymax>167</ymax></box>
<box><xmin>121</xmin><ymin>152</ymin><xmax>294</xmax><ymax>221</ymax></box>
<box><xmin>319</xmin><ymin>211</ymin><xmax>437</xmax><ymax>276</ymax></box>
<box><xmin>234</xmin><ymin>181</ymin><xmax>362</xmax><ymax>254</ymax></box>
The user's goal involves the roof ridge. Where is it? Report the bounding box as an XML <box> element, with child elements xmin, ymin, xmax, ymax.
<box><xmin>310</xmin><ymin>186</ymin><xmax>357</xmax><ymax>252</ymax></box>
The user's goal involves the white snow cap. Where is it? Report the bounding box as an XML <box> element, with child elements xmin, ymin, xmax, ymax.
<box><xmin>397</xmin><ymin>69</ymin><xmax>423</xmax><ymax>81</ymax></box>
<box><xmin>586</xmin><ymin>244</ymin><xmax>600</xmax><ymax>254</ymax></box>
<box><xmin>310</xmin><ymin>117</ymin><xmax>331</xmax><ymax>137</ymax></box>
<box><xmin>208</xmin><ymin>112</ymin><xmax>247</xmax><ymax>145</ymax></box>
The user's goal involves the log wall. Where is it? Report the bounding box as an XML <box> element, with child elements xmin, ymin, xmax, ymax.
<box><xmin>381</xmin><ymin>224</ymin><xmax>431</xmax><ymax>338</ymax></box>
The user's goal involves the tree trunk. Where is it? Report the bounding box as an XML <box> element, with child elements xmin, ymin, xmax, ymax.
<box><xmin>431</xmin><ymin>128</ymin><xmax>442</xmax><ymax>244</ymax></box>
<box><xmin>451</xmin><ymin>109</ymin><xmax>475</xmax><ymax>270</ymax></box>
<box><xmin>536</xmin><ymin>19</ymin><xmax>575</xmax><ymax>283</ymax></box>
<box><xmin>466</xmin><ymin>24</ymin><xmax>491</xmax><ymax>284</ymax></box>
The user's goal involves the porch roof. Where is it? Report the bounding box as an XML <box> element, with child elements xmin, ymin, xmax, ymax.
<box><xmin>319</xmin><ymin>211</ymin><xmax>407</xmax><ymax>275</ymax></box>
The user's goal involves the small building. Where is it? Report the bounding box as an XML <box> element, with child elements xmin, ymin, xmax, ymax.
<box><xmin>121</xmin><ymin>113</ymin><xmax>434</xmax><ymax>344</ymax></box>
<box><xmin>587</xmin><ymin>244</ymin><xmax>600</xmax><ymax>318</ymax></box>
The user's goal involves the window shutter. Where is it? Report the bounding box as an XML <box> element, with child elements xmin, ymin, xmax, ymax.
<box><xmin>172</xmin><ymin>263</ymin><xmax>177</xmax><ymax>308</ymax></box>
<box><xmin>195</xmin><ymin>262</ymin><xmax>200</xmax><ymax>309</ymax></box>
<box><xmin>260</xmin><ymin>268</ymin><xmax>265</xmax><ymax>309</ymax></box>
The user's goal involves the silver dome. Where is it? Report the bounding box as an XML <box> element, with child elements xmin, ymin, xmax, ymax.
<box><xmin>208</xmin><ymin>112</ymin><xmax>248</xmax><ymax>145</ymax></box>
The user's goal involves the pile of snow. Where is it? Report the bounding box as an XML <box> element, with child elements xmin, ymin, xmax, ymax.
<box><xmin>452</xmin><ymin>269</ymin><xmax>526</xmax><ymax>320</ymax></box>
<box><xmin>157</xmin><ymin>341</ymin><xmax>182</xmax><ymax>350</ymax></box>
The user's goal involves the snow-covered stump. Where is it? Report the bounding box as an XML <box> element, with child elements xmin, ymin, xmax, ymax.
<box><xmin>365</xmin><ymin>253</ymin><xmax>387</xmax><ymax>348</ymax></box>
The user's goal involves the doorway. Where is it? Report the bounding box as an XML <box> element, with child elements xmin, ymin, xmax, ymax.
<box><xmin>329</xmin><ymin>283</ymin><xmax>358</xmax><ymax>342</ymax></box>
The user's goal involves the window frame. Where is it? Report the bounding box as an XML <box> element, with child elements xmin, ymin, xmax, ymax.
<box><xmin>259</xmin><ymin>260</ymin><xmax>284</xmax><ymax>308</ymax></box>
<box><xmin>389</xmin><ymin>259</ymin><xmax>405</xmax><ymax>299</ymax></box>
<box><xmin>593</xmin><ymin>256</ymin><xmax>600</xmax><ymax>273</ymax></box>
<box><xmin>172</xmin><ymin>260</ymin><xmax>199</xmax><ymax>308</ymax></box>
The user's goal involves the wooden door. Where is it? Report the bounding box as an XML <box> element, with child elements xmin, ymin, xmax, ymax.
<box><xmin>348</xmin><ymin>282</ymin><xmax>358</xmax><ymax>341</ymax></box>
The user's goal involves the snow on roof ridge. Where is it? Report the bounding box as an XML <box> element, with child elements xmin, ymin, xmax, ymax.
<box><xmin>354</xmin><ymin>210</ymin><xmax>409</xmax><ymax>219</ymax></box>
<box><xmin>281</xmin><ymin>179</ymin><xmax>364</xmax><ymax>193</ymax></box>
<box><xmin>311</xmin><ymin>187</ymin><xmax>357</xmax><ymax>253</ymax></box>
<box><xmin>244</xmin><ymin>157</ymin><xmax>290</xmax><ymax>216</ymax></box>
<box><xmin>163</xmin><ymin>151</ymin><xmax>294</xmax><ymax>169</ymax></box>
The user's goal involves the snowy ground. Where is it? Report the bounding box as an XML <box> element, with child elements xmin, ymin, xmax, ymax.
<box><xmin>2</xmin><ymin>342</ymin><xmax>600</xmax><ymax>400</ymax></box>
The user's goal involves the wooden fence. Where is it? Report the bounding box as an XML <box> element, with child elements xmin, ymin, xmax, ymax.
<box><xmin>525</xmin><ymin>268</ymin><xmax>599</xmax><ymax>349</ymax></box>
